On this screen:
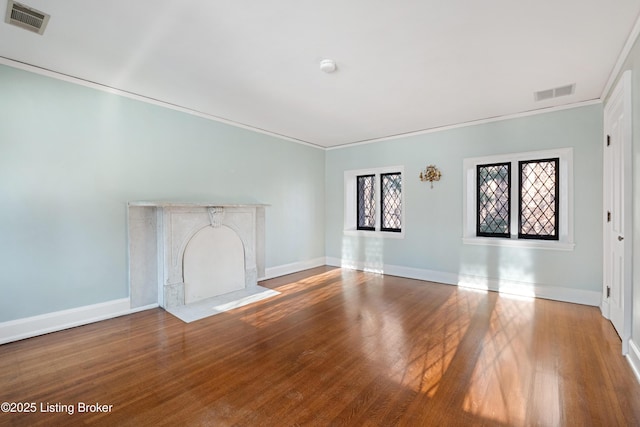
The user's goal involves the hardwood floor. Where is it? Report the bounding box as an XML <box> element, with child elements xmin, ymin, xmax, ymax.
<box><xmin>1</xmin><ymin>266</ymin><xmax>639</xmax><ymax>426</ymax></box>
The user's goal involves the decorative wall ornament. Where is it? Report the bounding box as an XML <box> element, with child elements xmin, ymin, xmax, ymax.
<box><xmin>419</xmin><ymin>165</ymin><xmax>442</xmax><ymax>188</ymax></box>
<box><xmin>208</xmin><ymin>207</ymin><xmax>225</xmax><ymax>228</ymax></box>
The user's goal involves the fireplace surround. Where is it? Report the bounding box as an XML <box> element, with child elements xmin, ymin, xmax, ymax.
<box><xmin>128</xmin><ymin>202</ymin><xmax>266</xmax><ymax>309</ymax></box>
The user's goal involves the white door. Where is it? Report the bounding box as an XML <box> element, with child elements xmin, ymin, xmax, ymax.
<box><xmin>603</xmin><ymin>71</ymin><xmax>632</xmax><ymax>355</ymax></box>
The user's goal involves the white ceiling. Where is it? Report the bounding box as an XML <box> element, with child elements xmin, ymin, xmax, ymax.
<box><xmin>2</xmin><ymin>1</ymin><xmax>639</xmax><ymax>148</ymax></box>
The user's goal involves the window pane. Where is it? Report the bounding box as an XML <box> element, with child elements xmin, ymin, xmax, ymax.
<box><xmin>519</xmin><ymin>158</ymin><xmax>559</xmax><ymax>239</ymax></box>
<box><xmin>477</xmin><ymin>163</ymin><xmax>511</xmax><ymax>237</ymax></box>
<box><xmin>381</xmin><ymin>173</ymin><xmax>402</xmax><ymax>231</ymax></box>
<box><xmin>357</xmin><ymin>175</ymin><xmax>375</xmax><ymax>230</ymax></box>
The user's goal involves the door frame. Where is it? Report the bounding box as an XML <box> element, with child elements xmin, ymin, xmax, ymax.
<box><xmin>602</xmin><ymin>70</ymin><xmax>633</xmax><ymax>355</ymax></box>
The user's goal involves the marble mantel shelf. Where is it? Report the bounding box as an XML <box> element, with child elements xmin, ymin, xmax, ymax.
<box><xmin>128</xmin><ymin>201</ymin><xmax>269</xmax><ymax>208</ymax></box>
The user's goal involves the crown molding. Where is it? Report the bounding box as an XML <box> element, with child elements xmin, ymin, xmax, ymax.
<box><xmin>0</xmin><ymin>56</ymin><xmax>324</xmax><ymax>150</ymax></box>
<box><xmin>326</xmin><ymin>99</ymin><xmax>602</xmax><ymax>151</ymax></box>
<box><xmin>1</xmin><ymin>56</ymin><xmax>606</xmax><ymax>152</ymax></box>
<box><xmin>601</xmin><ymin>11</ymin><xmax>640</xmax><ymax>100</ymax></box>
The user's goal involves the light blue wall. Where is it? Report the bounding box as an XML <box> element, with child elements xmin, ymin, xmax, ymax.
<box><xmin>325</xmin><ymin>104</ymin><xmax>603</xmax><ymax>293</ymax></box>
<box><xmin>0</xmin><ymin>63</ymin><xmax>608</xmax><ymax>325</ymax></box>
<box><xmin>0</xmin><ymin>65</ymin><xmax>325</xmax><ymax>322</ymax></box>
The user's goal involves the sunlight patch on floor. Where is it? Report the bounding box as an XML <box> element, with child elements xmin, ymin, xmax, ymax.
<box><xmin>382</xmin><ymin>291</ymin><xmax>480</xmax><ymax>397</ymax></box>
<box><xmin>240</xmin><ymin>272</ymin><xmax>342</xmax><ymax>328</ymax></box>
<box><xmin>461</xmin><ymin>297</ymin><xmax>537</xmax><ymax>425</ymax></box>
<box><xmin>458</xmin><ymin>276</ymin><xmax>490</xmax><ymax>292</ymax></box>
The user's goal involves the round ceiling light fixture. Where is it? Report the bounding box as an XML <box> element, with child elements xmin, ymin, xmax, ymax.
<box><xmin>320</xmin><ymin>59</ymin><xmax>337</xmax><ymax>73</ymax></box>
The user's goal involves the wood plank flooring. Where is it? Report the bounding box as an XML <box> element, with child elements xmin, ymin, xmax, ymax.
<box><xmin>1</xmin><ymin>266</ymin><xmax>639</xmax><ymax>426</ymax></box>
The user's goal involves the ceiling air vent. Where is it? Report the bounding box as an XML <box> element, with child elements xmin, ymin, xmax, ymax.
<box><xmin>534</xmin><ymin>84</ymin><xmax>575</xmax><ymax>102</ymax></box>
<box><xmin>5</xmin><ymin>0</ymin><xmax>50</xmax><ymax>35</ymax></box>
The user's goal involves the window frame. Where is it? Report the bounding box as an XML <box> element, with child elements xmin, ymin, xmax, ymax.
<box><xmin>344</xmin><ymin>166</ymin><xmax>405</xmax><ymax>239</ymax></box>
<box><xmin>462</xmin><ymin>148</ymin><xmax>574</xmax><ymax>250</ymax></box>
<box><xmin>518</xmin><ymin>157</ymin><xmax>560</xmax><ymax>240</ymax></box>
<box><xmin>380</xmin><ymin>172</ymin><xmax>403</xmax><ymax>233</ymax></box>
<box><xmin>356</xmin><ymin>174</ymin><xmax>376</xmax><ymax>231</ymax></box>
<box><xmin>476</xmin><ymin>162</ymin><xmax>511</xmax><ymax>238</ymax></box>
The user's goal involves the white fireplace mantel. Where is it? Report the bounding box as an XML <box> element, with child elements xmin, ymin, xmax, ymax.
<box><xmin>129</xmin><ymin>202</ymin><xmax>269</xmax><ymax>208</ymax></box>
<box><xmin>127</xmin><ymin>202</ymin><xmax>267</xmax><ymax>309</ymax></box>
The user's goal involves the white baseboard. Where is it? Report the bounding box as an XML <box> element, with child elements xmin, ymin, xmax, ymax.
<box><xmin>326</xmin><ymin>257</ymin><xmax>601</xmax><ymax>306</ymax></box>
<box><xmin>1</xmin><ymin>257</ymin><xmax>603</xmax><ymax>345</ymax></box>
<box><xmin>0</xmin><ymin>299</ymin><xmax>158</xmax><ymax>345</ymax></box>
<box><xmin>628</xmin><ymin>339</ymin><xmax>640</xmax><ymax>384</ymax></box>
<box><xmin>1</xmin><ymin>255</ymin><xmax>328</xmax><ymax>345</ymax></box>
<box><xmin>262</xmin><ymin>257</ymin><xmax>327</xmax><ymax>280</ymax></box>
<box><xmin>600</xmin><ymin>298</ymin><xmax>610</xmax><ymax>319</ymax></box>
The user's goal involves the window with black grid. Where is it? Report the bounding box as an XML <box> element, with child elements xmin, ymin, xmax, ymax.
<box><xmin>380</xmin><ymin>173</ymin><xmax>402</xmax><ymax>232</ymax></box>
<box><xmin>356</xmin><ymin>175</ymin><xmax>375</xmax><ymax>230</ymax></box>
<box><xmin>518</xmin><ymin>158</ymin><xmax>559</xmax><ymax>240</ymax></box>
<box><xmin>477</xmin><ymin>162</ymin><xmax>511</xmax><ymax>238</ymax></box>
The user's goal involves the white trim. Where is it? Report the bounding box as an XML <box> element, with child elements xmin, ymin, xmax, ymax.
<box><xmin>326</xmin><ymin>100</ymin><xmax>601</xmax><ymax>150</ymax></box>
<box><xmin>343</xmin><ymin>229</ymin><xmax>405</xmax><ymax>239</ymax></box>
<box><xmin>0</xmin><ymin>57</ymin><xmax>605</xmax><ymax>152</ymax></box>
<box><xmin>601</xmin><ymin>12</ymin><xmax>640</xmax><ymax>100</ymax></box>
<box><xmin>261</xmin><ymin>257</ymin><xmax>327</xmax><ymax>280</ymax></box>
<box><xmin>627</xmin><ymin>340</ymin><xmax>640</xmax><ymax>384</ymax></box>
<box><xmin>603</xmin><ymin>70</ymin><xmax>634</xmax><ymax>355</ymax></box>
<box><xmin>0</xmin><ymin>299</ymin><xmax>158</xmax><ymax>345</ymax></box>
<box><xmin>600</xmin><ymin>298</ymin><xmax>610</xmax><ymax>320</ymax></box>
<box><xmin>326</xmin><ymin>257</ymin><xmax>601</xmax><ymax>306</ymax></box>
<box><xmin>0</xmin><ymin>255</ymin><xmax>329</xmax><ymax>345</ymax></box>
<box><xmin>0</xmin><ymin>57</ymin><xmax>323</xmax><ymax>151</ymax></box>
<box><xmin>462</xmin><ymin>148</ymin><xmax>574</xmax><ymax>250</ymax></box>
<box><xmin>620</xmin><ymin>71</ymin><xmax>634</xmax><ymax>355</ymax></box>
<box><xmin>462</xmin><ymin>237</ymin><xmax>574</xmax><ymax>251</ymax></box>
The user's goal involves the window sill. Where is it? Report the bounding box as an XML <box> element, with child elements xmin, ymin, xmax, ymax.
<box><xmin>462</xmin><ymin>236</ymin><xmax>574</xmax><ymax>251</ymax></box>
<box><xmin>344</xmin><ymin>229</ymin><xmax>405</xmax><ymax>239</ymax></box>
